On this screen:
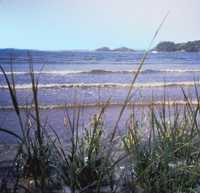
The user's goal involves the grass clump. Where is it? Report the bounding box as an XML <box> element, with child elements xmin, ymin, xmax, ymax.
<box><xmin>120</xmin><ymin>94</ymin><xmax>200</xmax><ymax>193</ymax></box>
<box><xmin>1</xmin><ymin>52</ymin><xmax>200</xmax><ymax>192</ymax></box>
<box><xmin>2</xmin><ymin>13</ymin><xmax>200</xmax><ymax>193</ymax></box>
<box><xmin>0</xmin><ymin>54</ymin><xmax>60</xmax><ymax>192</ymax></box>
<box><xmin>52</xmin><ymin>104</ymin><xmax>115</xmax><ymax>192</ymax></box>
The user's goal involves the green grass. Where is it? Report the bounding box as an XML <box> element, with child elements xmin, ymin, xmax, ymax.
<box><xmin>120</xmin><ymin>93</ymin><xmax>200</xmax><ymax>193</ymax></box>
<box><xmin>1</xmin><ymin>60</ymin><xmax>200</xmax><ymax>192</ymax></box>
<box><xmin>2</xmin><ymin>12</ymin><xmax>200</xmax><ymax>192</ymax></box>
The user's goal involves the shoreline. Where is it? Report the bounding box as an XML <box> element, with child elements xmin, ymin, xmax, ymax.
<box><xmin>1</xmin><ymin>48</ymin><xmax>199</xmax><ymax>54</ymax></box>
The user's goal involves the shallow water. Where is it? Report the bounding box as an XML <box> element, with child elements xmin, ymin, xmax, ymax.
<box><xmin>0</xmin><ymin>50</ymin><xmax>200</xmax><ymax>144</ymax></box>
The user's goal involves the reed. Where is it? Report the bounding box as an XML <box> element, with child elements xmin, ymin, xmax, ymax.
<box><xmin>0</xmin><ymin>53</ymin><xmax>59</xmax><ymax>192</ymax></box>
<box><xmin>1</xmin><ymin>59</ymin><xmax>200</xmax><ymax>192</ymax></box>
<box><xmin>1</xmin><ymin>12</ymin><xmax>200</xmax><ymax>193</ymax></box>
<box><xmin>96</xmin><ymin>11</ymin><xmax>170</xmax><ymax>193</ymax></box>
<box><xmin>119</xmin><ymin>88</ymin><xmax>200</xmax><ymax>193</ymax></box>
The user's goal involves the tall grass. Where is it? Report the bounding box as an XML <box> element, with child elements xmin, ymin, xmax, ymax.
<box><xmin>95</xmin><ymin>11</ymin><xmax>170</xmax><ymax>192</ymax></box>
<box><xmin>2</xmin><ymin>11</ymin><xmax>200</xmax><ymax>193</ymax></box>
<box><xmin>119</xmin><ymin>88</ymin><xmax>200</xmax><ymax>192</ymax></box>
<box><xmin>0</xmin><ymin>53</ymin><xmax>59</xmax><ymax>192</ymax></box>
<box><xmin>1</xmin><ymin>53</ymin><xmax>200</xmax><ymax>192</ymax></box>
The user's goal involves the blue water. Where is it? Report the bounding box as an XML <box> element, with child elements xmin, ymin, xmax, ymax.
<box><xmin>0</xmin><ymin>50</ymin><xmax>200</xmax><ymax>143</ymax></box>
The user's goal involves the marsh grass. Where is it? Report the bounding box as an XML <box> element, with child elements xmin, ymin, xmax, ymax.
<box><xmin>119</xmin><ymin>88</ymin><xmax>200</xmax><ymax>193</ymax></box>
<box><xmin>0</xmin><ymin>53</ymin><xmax>60</xmax><ymax>192</ymax></box>
<box><xmin>1</xmin><ymin>53</ymin><xmax>200</xmax><ymax>193</ymax></box>
<box><xmin>51</xmin><ymin>103</ymin><xmax>116</xmax><ymax>192</ymax></box>
<box><xmin>1</xmin><ymin>12</ymin><xmax>200</xmax><ymax>193</ymax></box>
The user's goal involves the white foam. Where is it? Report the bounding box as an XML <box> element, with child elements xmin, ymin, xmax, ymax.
<box><xmin>0</xmin><ymin>69</ymin><xmax>199</xmax><ymax>75</ymax></box>
<box><xmin>0</xmin><ymin>81</ymin><xmax>199</xmax><ymax>89</ymax></box>
<box><xmin>0</xmin><ymin>99</ymin><xmax>199</xmax><ymax>109</ymax></box>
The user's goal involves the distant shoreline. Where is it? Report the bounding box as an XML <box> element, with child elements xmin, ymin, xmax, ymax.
<box><xmin>0</xmin><ymin>39</ymin><xmax>200</xmax><ymax>54</ymax></box>
<box><xmin>95</xmin><ymin>40</ymin><xmax>200</xmax><ymax>53</ymax></box>
<box><xmin>0</xmin><ymin>48</ymin><xmax>199</xmax><ymax>54</ymax></box>
<box><xmin>93</xmin><ymin>50</ymin><xmax>200</xmax><ymax>53</ymax></box>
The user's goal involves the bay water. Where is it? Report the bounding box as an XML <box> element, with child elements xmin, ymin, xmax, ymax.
<box><xmin>0</xmin><ymin>50</ymin><xmax>200</xmax><ymax>144</ymax></box>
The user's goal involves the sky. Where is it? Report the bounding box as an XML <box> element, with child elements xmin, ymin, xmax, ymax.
<box><xmin>0</xmin><ymin>0</ymin><xmax>200</xmax><ymax>51</ymax></box>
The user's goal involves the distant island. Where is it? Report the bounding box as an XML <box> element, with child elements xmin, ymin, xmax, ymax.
<box><xmin>96</xmin><ymin>40</ymin><xmax>200</xmax><ymax>53</ymax></box>
<box><xmin>95</xmin><ymin>47</ymin><xmax>136</xmax><ymax>52</ymax></box>
<box><xmin>1</xmin><ymin>40</ymin><xmax>200</xmax><ymax>53</ymax></box>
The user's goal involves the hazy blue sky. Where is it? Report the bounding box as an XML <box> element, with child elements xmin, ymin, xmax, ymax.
<box><xmin>0</xmin><ymin>0</ymin><xmax>199</xmax><ymax>50</ymax></box>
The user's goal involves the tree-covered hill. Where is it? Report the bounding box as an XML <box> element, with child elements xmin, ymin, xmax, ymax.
<box><xmin>154</xmin><ymin>40</ymin><xmax>200</xmax><ymax>52</ymax></box>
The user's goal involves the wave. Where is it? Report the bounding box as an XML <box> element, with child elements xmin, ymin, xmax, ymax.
<box><xmin>0</xmin><ymin>100</ymin><xmax>199</xmax><ymax>109</ymax></box>
<box><xmin>0</xmin><ymin>81</ymin><xmax>199</xmax><ymax>89</ymax></box>
<box><xmin>0</xmin><ymin>70</ymin><xmax>89</xmax><ymax>75</ymax></box>
<box><xmin>1</xmin><ymin>69</ymin><xmax>200</xmax><ymax>75</ymax></box>
<box><xmin>155</xmin><ymin>69</ymin><xmax>200</xmax><ymax>73</ymax></box>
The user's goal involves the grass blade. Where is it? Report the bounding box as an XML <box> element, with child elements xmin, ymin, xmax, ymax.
<box><xmin>96</xmin><ymin>11</ymin><xmax>170</xmax><ymax>193</ymax></box>
<box><xmin>0</xmin><ymin>127</ymin><xmax>23</xmax><ymax>141</ymax></box>
<box><xmin>0</xmin><ymin>65</ymin><xmax>20</xmax><ymax>116</ymax></box>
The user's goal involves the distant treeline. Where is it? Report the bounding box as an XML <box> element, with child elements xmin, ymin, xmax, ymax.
<box><xmin>154</xmin><ymin>40</ymin><xmax>200</xmax><ymax>52</ymax></box>
<box><xmin>95</xmin><ymin>40</ymin><xmax>200</xmax><ymax>53</ymax></box>
<box><xmin>1</xmin><ymin>40</ymin><xmax>200</xmax><ymax>53</ymax></box>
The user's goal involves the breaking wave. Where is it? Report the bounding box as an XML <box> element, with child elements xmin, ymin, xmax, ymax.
<box><xmin>0</xmin><ymin>100</ymin><xmax>199</xmax><ymax>109</ymax></box>
<box><xmin>1</xmin><ymin>69</ymin><xmax>200</xmax><ymax>75</ymax></box>
<box><xmin>0</xmin><ymin>81</ymin><xmax>199</xmax><ymax>89</ymax></box>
